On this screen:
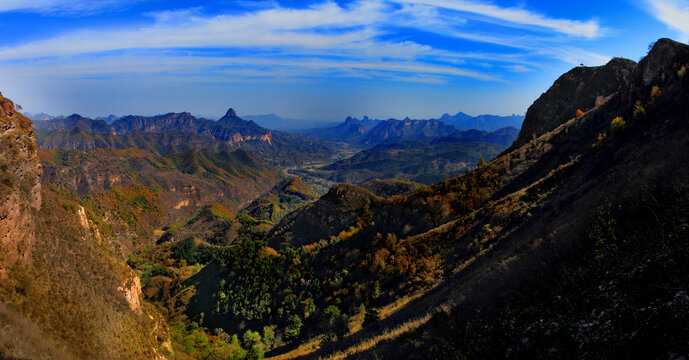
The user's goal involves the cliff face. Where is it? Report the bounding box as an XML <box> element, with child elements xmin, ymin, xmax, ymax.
<box><xmin>0</xmin><ymin>93</ymin><xmax>42</xmax><ymax>270</ymax></box>
<box><xmin>516</xmin><ymin>57</ymin><xmax>637</xmax><ymax>146</ymax></box>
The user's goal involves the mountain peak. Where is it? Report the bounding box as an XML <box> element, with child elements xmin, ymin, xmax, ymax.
<box><xmin>225</xmin><ymin>108</ymin><xmax>238</xmax><ymax>118</ymax></box>
<box><xmin>515</xmin><ymin>54</ymin><xmax>636</xmax><ymax>146</ymax></box>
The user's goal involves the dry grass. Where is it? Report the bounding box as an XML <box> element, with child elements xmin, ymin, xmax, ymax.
<box><xmin>319</xmin><ymin>313</ymin><xmax>433</xmax><ymax>360</ymax></box>
<box><xmin>267</xmin><ymin>337</ymin><xmax>325</xmax><ymax>360</ymax></box>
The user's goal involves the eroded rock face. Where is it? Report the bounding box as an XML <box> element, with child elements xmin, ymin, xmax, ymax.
<box><xmin>516</xmin><ymin>57</ymin><xmax>637</xmax><ymax>146</ymax></box>
<box><xmin>118</xmin><ymin>272</ymin><xmax>142</xmax><ymax>313</ymax></box>
<box><xmin>0</xmin><ymin>93</ymin><xmax>42</xmax><ymax>270</ymax></box>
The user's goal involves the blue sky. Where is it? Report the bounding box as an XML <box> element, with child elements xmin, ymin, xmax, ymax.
<box><xmin>0</xmin><ymin>0</ymin><xmax>687</xmax><ymax>122</ymax></box>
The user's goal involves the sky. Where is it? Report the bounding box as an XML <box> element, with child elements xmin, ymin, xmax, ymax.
<box><xmin>0</xmin><ymin>0</ymin><xmax>687</xmax><ymax>122</ymax></box>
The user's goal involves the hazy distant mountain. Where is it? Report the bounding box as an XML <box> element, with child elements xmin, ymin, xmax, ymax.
<box><xmin>437</xmin><ymin>112</ymin><xmax>523</xmax><ymax>131</ymax></box>
<box><xmin>299</xmin><ymin>116</ymin><xmax>459</xmax><ymax>145</ymax></box>
<box><xmin>242</xmin><ymin>113</ymin><xmax>337</xmax><ymax>131</ymax></box>
<box><xmin>21</xmin><ymin>112</ymin><xmax>58</xmax><ymax>121</ymax></box>
<box><xmin>313</xmin><ymin>126</ymin><xmax>518</xmax><ymax>184</ymax></box>
<box><xmin>299</xmin><ymin>113</ymin><xmax>522</xmax><ymax>145</ymax></box>
<box><xmin>298</xmin><ymin>116</ymin><xmax>381</xmax><ymax>143</ymax></box>
<box><xmin>95</xmin><ymin>114</ymin><xmax>121</xmax><ymax>123</ymax></box>
<box><xmin>362</xmin><ymin>118</ymin><xmax>458</xmax><ymax>145</ymax></box>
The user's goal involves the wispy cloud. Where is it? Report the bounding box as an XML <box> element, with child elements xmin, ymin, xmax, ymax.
<box><xmin>0</xmin><ymin>0</ymin><xmax>137</xmax><ymax>14</ymax></box>
<box><xmin>0</xmin><ymin>0</ymin><xmax>610</xmax><ymax>85</ymax></box>
<box><xmin>647</xmin><ymin>0</ymin><xmax>689</xmax><ymax>40</ymax></box>
<box><xmin>396</xmin><ymin>0</ymin><xmax>602</xmax><ymax>38</ymax></box>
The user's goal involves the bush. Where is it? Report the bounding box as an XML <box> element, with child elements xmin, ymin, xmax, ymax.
<box><xmin>242</xmin><ymin>330</ymin><xmax>262</xmax><ymax>349</ymax></box>
<box><xmin>650</xmin><ymin>85</ymin><xmax>662</xmax><ymax>103</ymax></box>
<box><xmin>610</xmin><ymin>116</ymin><xmax>626</xmax><ymax>136</ymax></box>
<box><xmin>633</xmin><ymin>104</ymin><xmax>646</xmax><ymax>119</ymax></box>
<box><xmin>284</xmin><ymin>315</ymin><xmax>302</xmax><ymax>339</ymax></box>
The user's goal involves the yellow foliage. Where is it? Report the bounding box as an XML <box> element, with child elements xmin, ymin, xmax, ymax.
<box><xmin>611</xmin><ymin>116</ymin><xmax>626</xmax><ymax>135</ymax></box>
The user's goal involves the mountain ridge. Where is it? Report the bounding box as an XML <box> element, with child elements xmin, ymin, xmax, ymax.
<box><xmin>34</xmin><ymin>109</ymin><xmax>335</xmax><ymax>166</ymax></box>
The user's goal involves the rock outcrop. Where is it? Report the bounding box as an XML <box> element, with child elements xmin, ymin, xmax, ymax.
<box><xmin>0</xmin><ymin>93</ymin><xmax>42</xmax><ymax>271</ymax></box>
<box><xmin>516</xmin><ymin>57</ymin><xmax>637</xmax><ymax>146</ymax></box>
<box><xmin>118</xmin><ymin>272</ymin><xmax>143</xmax><ymax>313</ymax></box>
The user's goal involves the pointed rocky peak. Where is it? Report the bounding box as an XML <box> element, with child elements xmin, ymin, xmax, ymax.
<box><xmin>225</xmin><ymin>108</ymin><xmax>238</xmax><ymax>118</ymax></box>
<box><xmin>344</xmin><ymin>116</ymin><xmax>359</xmax><ymax>124</ymax></box>
<box><xmin>639</xmin><ymin>38</ymin><xmax>689</xmax><ymax>87</ymax></box>
<box><xmin>515</xmin><ymin>55</ymin><xmax>637</xmax><ymax>147</ymax></box>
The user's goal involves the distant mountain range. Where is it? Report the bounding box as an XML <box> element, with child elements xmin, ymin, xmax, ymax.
<box><xmin>298</xmin><ymin>113</ymin><xmax>523</xmax><ymax>145</ymax></box>
<box><xmin>242</xmin><ymin>113</ymin><xmax>338</xmax><ymax>131</ymax></box>
<box><xmin>311</xmin><ymin>126</ymin><xmax>519</xmax><ymax>184</ymax></box>
<box><xmin>437</xmin><ymin>112</ymin><xmax>523</xmax><ymax>131</ymax></box>
<box><xmin>33</xmin><ymin>108</ymin><xmax>335</xmax><ymax>166</ymax></box>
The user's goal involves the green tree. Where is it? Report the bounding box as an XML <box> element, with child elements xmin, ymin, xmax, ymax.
<box><xmin>285</xmin><ymin>314</ymin><xmax>302</xmax><ymax>339</ymax></box>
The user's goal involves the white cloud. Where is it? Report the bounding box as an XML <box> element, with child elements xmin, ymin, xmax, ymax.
<box><xmin>395</xmin><ymin>0</ymin><xmax>602</xmax><ymax>38</ymax></box>
<box><xmin>0</xmin><ymin>0</ymin><xmax>136</xmax><ymax>14</ymax></box>
<box><xmin>0</xmin><ymin>0</ymin><xmax>611</xmax><ymax>85</ymax></box>
<box><xmin>647</xmin><ymin>0</ymin><xmax>689</xmax><ymax>40</ymax></box>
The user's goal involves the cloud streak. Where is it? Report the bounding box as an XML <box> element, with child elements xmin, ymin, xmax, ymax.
<box><xmin>0</xmin><ymin>0</ymin><xmax>137</xmax><ymax>14</ymax></box>
<box><xmin>396</xmin><ymin>0</ymin><xmax>602</xmax><ymax>38</ymax></box>
<box><xmin>0</xmin><ymin>0</ymin><xmax>610</xmax><ymax>86</ymax></box>
<box><xmin>647</xmin><ymin>0</ymin><xmax>689</xmax><ymax>40</ymax></box>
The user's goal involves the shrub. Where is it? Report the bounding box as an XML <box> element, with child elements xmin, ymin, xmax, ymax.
<box><xmin>633</xmin><ymin>104</ymin><xmax>646</xmax><ymax>119</ymax></box>
<box><xmin>610</xmin><ymin>116</ymin><xmax>626</xmax><ymax>135</ymax></box>
<box><xmin>284</xmin><ymin>315</ymin><xmax>302</xmax><ymax>339</ymax></box>
<box><xmin>650</xmin><ymin>85</ymin><xmax>662</xmax><ymax>103</ymax></box>
<box><xmin>242</xmin><ymin>330</ymin><xmax>262</xmax><ymax>349</ymax></box>
<box><xmin>576</xmin><ymin>109</ymin><xmax>584</xmax><ymax>118</ymax></box>
<box><xmin>678</xmin><ymin>65</ymin><xmax>687</xmax><ymax>78</ymax></box>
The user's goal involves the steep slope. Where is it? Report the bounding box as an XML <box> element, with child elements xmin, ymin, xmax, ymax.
<box><xmin>290</xmin><ymin>37</ymin><xmax>689</xmax><ymax>359</ymax></box>
<box><xmin>39</xmin><ymin>147</ymin><xmax>282</xmax><ymax>255</ymax></box>
<box><xmin>0</xmin><ymin>92</ymin><xmax>42</xmax><ymax>271</ymax></box>
<box><xmin>515</xmin><ymin>57</ymin><xmax>636</xmax><ymax>146</ymax></box>
<box><xmin>0</xmin><ymin>93</ymin><xmax>171</xmax><ymax>360</ymax></box>
<box><xmin>358</xmin><ymin>178</ymin><xmax>426</xmax><ymax>198</ymax></box>
<box><xmin>164</xmin><ymin>38</ymin><xmax>688</xmax><ymax>359</ymax></box>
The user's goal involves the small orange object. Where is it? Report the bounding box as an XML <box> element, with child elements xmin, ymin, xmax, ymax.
<box><xmin>576</xmin><ymin>109</ymin><xmax>585</xmax><ymax>117</ymax></box>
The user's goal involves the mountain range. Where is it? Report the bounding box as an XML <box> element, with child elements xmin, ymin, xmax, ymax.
<box><xmin>299</xmin><ymin>113</ymin><xmax>523</xmax><ymax>145</ymax></box>
<box><xmin>310</xmin><ymin>127</ymin><xmax>519</xmax><ymax>184</ymax></box>
<box><xmin>34</xmin><ymin>109</ymin><xmax>335</xmax><ymax>166</ymax></box>
<box><xmin>1</xmin><ymin>38</ymin><xmax>689</xmax><ymax>360</ymax></box>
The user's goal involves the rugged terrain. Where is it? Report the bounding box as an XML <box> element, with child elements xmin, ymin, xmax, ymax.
<box><xmin>2</xmin><ymin>38</ymin><xmax>688</xmax><ymax>360</ymax></box>
<box><xmin>125</xmin><ymin>38</ymin><xmax>689</xmax><ymax>360</ymax></box>
<box><xmin>0</xmin><ymin>93</ymin><xmax>171</xmax><ymax>360</ymax></box>
<box><xmin>35</xmin><ymin>109</ymin><xmax>335</xmax><ymax>166</ymax></box>
<box><xmin>311</xmin><ymin>127</ymin><xmax>518</xmax><ymax>184</ymax></box>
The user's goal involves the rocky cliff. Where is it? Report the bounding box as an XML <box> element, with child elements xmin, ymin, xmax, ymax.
<box><xmin>516</xmin><ymin>57</ymin><xmax>636</xmax><ymax>146</ymax></box>
<box><xmin>0</xmin><ymin>93</ymin><xmax>42</xmax><ymax>272</ymax></box>
<box><xmin>0</xmin><ymin>93</ymin><xmax>172</xmax><ymax>360</ymax></box>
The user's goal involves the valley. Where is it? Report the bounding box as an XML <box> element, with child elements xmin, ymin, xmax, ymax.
<box><xmin>1</xmin><ymin>37</ymin><xmax>689</xmax><ymax>360</ymax></box>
